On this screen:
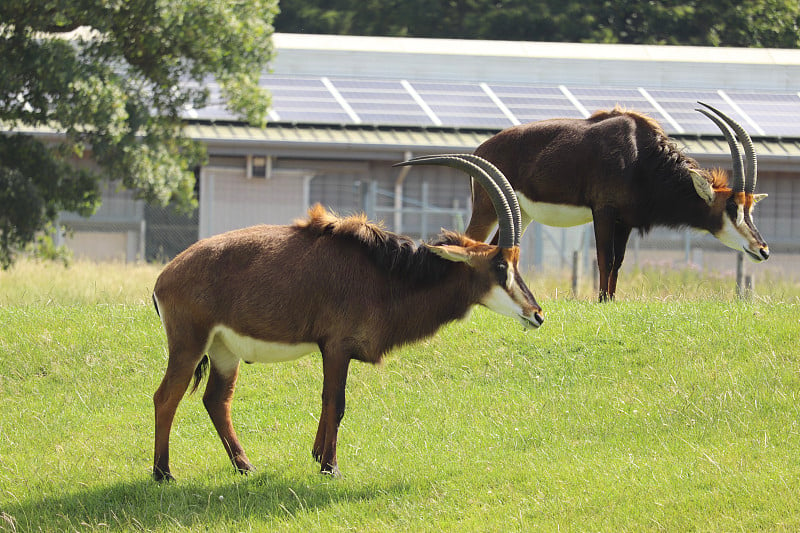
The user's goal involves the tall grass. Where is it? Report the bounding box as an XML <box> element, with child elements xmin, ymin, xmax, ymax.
<box><xmin>1</xmin><ymin>259</ymin><xmax>799</xmax><ymax>531</ymax></box>
<box><xmin>0</xmin><ymin>259</ymin><xmax>161</xmax><ymax>306</ymax></box>
<box><xmin>4</xmin><ymin>258</ymin><xmax>799</xmax><ymax>307</ymax></box>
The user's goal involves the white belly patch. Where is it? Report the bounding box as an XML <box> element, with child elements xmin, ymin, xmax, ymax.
<box><xmin>517</xmin><ymin>194</ymin><xmax>593</xmax><ymax>228</ymax></box>
<box><xmin>208</xmin><ymin>325</ymin><xmax>318</xmax><ymax>366</ymax></box>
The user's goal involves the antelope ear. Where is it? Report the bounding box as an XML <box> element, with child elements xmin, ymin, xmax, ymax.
<box><xmin>752</xmin><ymin>193</ymin><xmax>768</xmax><ymax>204</ymax></box>
<box><xmin>690</xmin><ymin>170</ymin><xmax>715</xmax><ymax>206</ymax></box>
<box><xmin>424</xmin><ymin>243</ymin><xmax>473</xmax><ymax>264</ymax></box>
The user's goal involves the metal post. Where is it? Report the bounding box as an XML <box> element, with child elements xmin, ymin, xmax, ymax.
<box><xmin>571</xmin><ymin>250</ymin><xmax>579</xmax><ymax>297</ymax></box>
<box><xmin>139</xmin><ymin>218</ymin><xmax>146</xmax><ymax>261</ymax></box>
<box><xmin>199</xmin><ymin>170</ymin><xmax>215</xmax><ymax>239</ymax></box>
<box><xmin>684</xmin><ymin>229</ymin><xmax>691</xmax><ymax>264</ymax></box>
<box><xmin>583</xmin><ymin>225</ymin><xmax>592</xmax><ymax>275</ymax></box>
<box><xmin>394</xmin><ymin>150</ymin><xmax>413</xmax><ymax>233</ymax></box>
<box><xmin>421</xmin><ymin>181</ymin><xmax>429</xmax><ymax>240</ymax></box>
<box><xmin>358</xmin><ymin>180</ymin><xmax>376</xmax><ymax>220</ymax></box>
<box><xmin>369</xmin><ymin>180</ymin><xmax>377</xmax><ymax>220</ymax></box>
<box><xmin>534</xmin><ymin>223</ymin><xmax>544</xmax><ymax>271</ymax></box>
<box><xmin>736</xmin><ymin>252</ymin><xmax>745</xmax><ymax>298</ymax></box>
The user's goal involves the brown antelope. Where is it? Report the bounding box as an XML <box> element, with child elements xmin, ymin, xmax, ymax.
<box><xmin>151</xmin><ymin>155</ymin><xmax>543</xmax><ymax>481</ymax></box>
<box><xmin>449</xmin><ymin>102</ymin><xmax>769</xmax><ymax>301</ymax></box>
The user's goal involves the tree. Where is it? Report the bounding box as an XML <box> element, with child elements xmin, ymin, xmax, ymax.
<box><xmin>274</xmin><ymin>0</ymin><xmax>800</xmax><ymax>48</ymax></box>
<box><xmin>0</xmin><ymin>0</ymin><xmax>278</xmax><ymax>268</ymax></box>
<box><xmin>585</xmin><ymin>0</ymin><xmax>800</xmax><ymax>47</ymax></box>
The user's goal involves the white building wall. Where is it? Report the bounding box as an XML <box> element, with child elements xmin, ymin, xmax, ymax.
<box><xmin>199</xmin><ymin>167</ymin><xmax>310</xmax><ymax>238</ymax></box>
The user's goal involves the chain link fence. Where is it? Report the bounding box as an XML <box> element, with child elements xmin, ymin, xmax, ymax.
<box><xmin>144</xmin><ymin>203</ymin><xmax>199</xmax><ymax>262</ymax></box>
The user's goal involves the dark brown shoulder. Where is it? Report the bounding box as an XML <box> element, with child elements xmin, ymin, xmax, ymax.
<box><xmin>589</xmin><ymin>106</ymin><xmax>665</xmax><ymax>135</ymax></box>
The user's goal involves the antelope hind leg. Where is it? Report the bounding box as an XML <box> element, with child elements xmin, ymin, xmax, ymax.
<box><xmin>203</xmin><ymin>343</ymin><xmax>254</xmax><ymax>475</ymax></box>
<box><xmin>153</xmin><ymin>348</ymin><xmax>206</xmax><ymax>481</ymax></box>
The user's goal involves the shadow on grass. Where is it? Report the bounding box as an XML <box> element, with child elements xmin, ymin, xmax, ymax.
<box><xmin>2</xmin><ymin>466</ymin><xmax>416</xmax><ymax>530</ymax></box>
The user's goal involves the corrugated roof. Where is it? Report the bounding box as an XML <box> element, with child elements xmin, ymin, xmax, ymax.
<box><xmin>185</xmin><ymin>123</ymin><xmax>489</xmax><ymax>151</ymax></box>
<box><xmin>8</xmin><ymin>121</ymin><xmax>799</xmax><ymax>163</ymax></box>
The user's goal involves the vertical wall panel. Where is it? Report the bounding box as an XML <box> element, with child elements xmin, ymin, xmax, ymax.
<box><xmin>203</xmin><ymin>167</ymin><xmax>308</xmax><ymax>237</ymax></box>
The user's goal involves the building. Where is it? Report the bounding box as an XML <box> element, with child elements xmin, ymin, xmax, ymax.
<box><xmin>59</xmin><ymin>33</ymin><xmax>800</xmax><ymax>275</ymax></box>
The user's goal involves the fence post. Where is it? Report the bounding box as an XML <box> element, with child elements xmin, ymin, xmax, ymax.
<box><xmin>420</xmin><ymin>181</ymin><xmax>429</xmax><ymax>240</ymax></box>
<box><xmin>736</xmin><ymin>252</ymin><xmax>751</xmax><ymax>299</ymax></box>
<box><xmin>571</xmin><ymin>250</ymin><xmax>579</xmax><ymax>297</ymax></box>
<box><xmin>534</xmin><ymin>223</ymin><xmax>544</xmax><ymax>271</ymax></box>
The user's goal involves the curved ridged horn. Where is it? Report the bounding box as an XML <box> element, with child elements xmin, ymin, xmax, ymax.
<box><xmin>695</xmin><ymin>106</ymin><xmax>745</xmax><ymax>193</ymax></box>
<box><xmin>406</xmin><ymin>154</ymin><xmax>522</xmax><ymax>244</ymax></box>
<box><xmin>393</xmin><ymin>155</ymin><xmax>518</xmax><ymax>248</ymax></box>
<box><xmin>697</xmin><ymin>101</ymin><xmax>757</xmax><ymax>193</ymax></box>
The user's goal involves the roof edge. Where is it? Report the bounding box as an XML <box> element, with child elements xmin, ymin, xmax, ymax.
<box><xmin>273</xmin><ymin>32</ymin><xmax>800</xmax><ymax>66</ymax></box>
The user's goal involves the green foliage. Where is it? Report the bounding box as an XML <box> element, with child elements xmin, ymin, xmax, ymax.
<box><xmin>0</xmin><ymin>134</ymin><xmax>97</xmax><ymax>267</ymax></box>
<box><xmin>275</xmin><ymin>0</ymin><xmax>800</xmax><ymax>47</ymax></box>
<box><xmin>25</xmin><ymin>224</ymin><xmax>74</xmax><ymax>266</ymax></box>
<box><xmin>0</xmin><ymin>0</ymin><xmax>278</xmax><ymax>267</ymax></box>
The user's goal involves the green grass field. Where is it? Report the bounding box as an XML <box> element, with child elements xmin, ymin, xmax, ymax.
<box><xmin>1</xmin><ymin>259</ymin><xmax>799</xmax><ymax>531</ymax></box>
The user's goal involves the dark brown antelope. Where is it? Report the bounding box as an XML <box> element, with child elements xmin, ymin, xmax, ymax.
<box><xmin>151</xmin><ymin>155</ymin><xmax>543</xmax><ymax>481</ymax></box>
<box><xmin>450</xmin><ymin>102</ymin><xmax>769</xmax><ymax>301</ymax></box>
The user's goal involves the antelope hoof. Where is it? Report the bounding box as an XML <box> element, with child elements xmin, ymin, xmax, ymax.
<box><xmin>235</xmin><ymin>462</ymin><xmax>255</xmax><ymax>475</ymax></box>
<box><xmin>598</xmin><ymin>291</ymin><xmax>614</xmax><ymax>302</ymax></box>
<box><xmin>320</xmin><ymin>464</ymin><xmax>341</xmax><ymax>478</ymax></box>
<box><xmin>153</xmin><ymin>468</ymin><xmax>175</xmax><ymax>483</ymax></box>
<box><xmin>233</xmin><ymin>453</ymin><xmax>255</xmax><ymax>474</ymax></box>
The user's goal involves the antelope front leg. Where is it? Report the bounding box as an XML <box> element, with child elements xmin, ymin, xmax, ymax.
<box><xmin>464</xmin><ymin>185</ymin><xmax>499</xmax><ymax>243</ymax></box>
<box><xmin>592</xmin><ymin>207</ymin><xmax>617</xmax><ymax>302</ymax></box>
<box><xmin>608</xmin><ymin>223</ymin><xmax>632</xmax><ymax>300</ymax></box>
<box><xmin>312</xmin><ymin>346</ymin><xmax>351</xmax><ymax>476</ymax></box>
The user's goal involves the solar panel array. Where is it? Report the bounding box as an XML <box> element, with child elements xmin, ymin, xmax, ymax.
<box><xmin>191</xmin><ymin>75</ymin><xmax>800</xmax><ymax>137</ymax></box>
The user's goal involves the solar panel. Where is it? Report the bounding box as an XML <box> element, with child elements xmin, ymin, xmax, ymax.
<box><xmin>409</xmin><ymin>81</ymin><xmax>514</xmax><ymax>129</ymax></box>
<box><xmin>189</xmin><ymin>73</ymin><xmax>800</xmax><ymax>137</ymax></box>
<box><xmin>487</xmin><ymin>85</ymin><xmax>583</xmax><ymax>122</ymax></box>
<box><xmin>568</xmin><ymin>87</ymin><xmax>669</xmax><ymax>123</ymax></box>
<box><xmin>186</xmin><ymin>80</ymin><xmax>232</xmax><ymax>121</ymax></box>
<box><xmin>327</xmin><ymin>78</ymin><xmax>433</xmax><ymax>126</ymax></box>
<box><xmin>263</xmin><ymin>76</ymin><xmax>358</xmax><ymax>124</ymax></box>
<box><xmin>645</xmin><ymin>89</ymin><xmax>733</xmax><ymax>135</ymax></box>
<box><xmin>724</xmin><ymin>91</ymin><xmax>800</xmax><ymax>137</ymax></box>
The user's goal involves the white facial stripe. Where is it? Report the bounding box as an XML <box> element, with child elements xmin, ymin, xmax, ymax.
<box><xmin>714</xmin><ymin>212</ymin><xmax>764</xmax><ymax>261</ymax></box>
<box><xmin>481</xmin><ymin>285</ymin><xmax>524</xmax><ymax>320</ymax></box>
<box><xmin>504</xmin><ymin>261</ymin><xmax>515</xmax><ymax>290</ymax></box>
<box><xmin>482</xmin><ymin>269</ymin><xmax>542</xmax><ymax>329</ymax></box>
<box><xmin>715</xmin><ymin>215</ymin><xmax>747</xmax><ymax>250</ymax></box>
